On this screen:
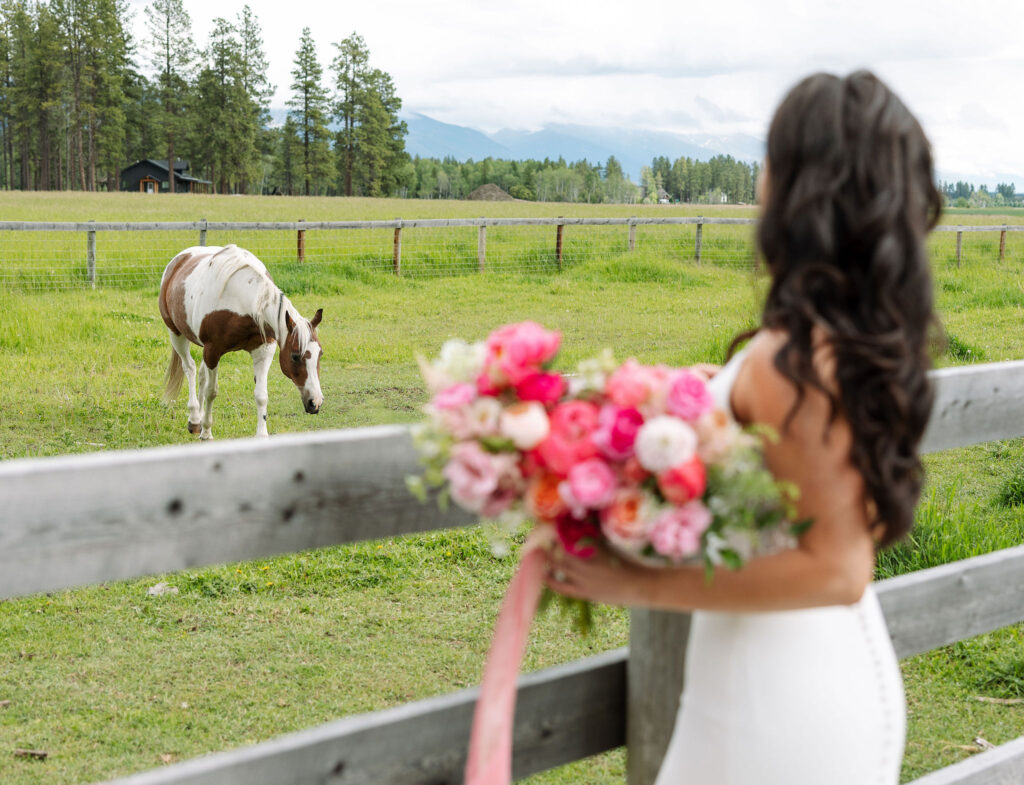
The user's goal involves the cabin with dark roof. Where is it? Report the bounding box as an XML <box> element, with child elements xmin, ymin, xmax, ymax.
<box><xmin>120</xmin><ymin>159</ymin><xmax>212</xmax><ymax>194</ymax></box>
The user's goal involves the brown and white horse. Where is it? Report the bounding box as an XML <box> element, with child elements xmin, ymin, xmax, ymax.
<box><xmin>159</xmin><ymin>244</ymin><xmax>324</xmax><ymax>439</ymax></box>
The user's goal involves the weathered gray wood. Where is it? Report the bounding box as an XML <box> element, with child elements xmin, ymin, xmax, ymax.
<box><xmin>1000</xmin><ymin>229</ymin><xmax>1007</xmax><ymax>261</ymax></box>
<box><xmin>694</xmin><ymin>218</ymin><xmax>703</xmax><ymax>263</ymax></box>
<box><xmin>956</xmin><ymin>230</ymin><xmax>963</xmax><ymax>266</ymax></box>
<box><xmin>905</xmin><ymin>735</ymin><xmax>1024</xmax><ymax>785</ymax></box>
<box><xmin>87</xmin><ymin>220</ymin><xmax>96</xmax><ymax>287</ymax></box>
<box><xmin>921</xmin><ymin>360</ymin><xmax>1024</xmax><ymax>453</ymax></box>
<box><xmin>556</xmin><ymin>220</ymin><xmax>564</xmax><ymax>270</ymax></box>
<box><xmin>626</xmin><ymin>609</ymin><xmax>691</xmax><ymax>785</ymax></box>
<box><xmin>628</xmin><ymin>220</ymin><xmax>637</xmax><ymax>251</ymax></box>
<box><xmin>478</xmin><ymin>224</ymin><xmax>486</xmax><ymax>271</ymax></box>
<box><xmin>199</xmin><ymin>218</ymin><xmax>207</xmax><ymax>247</ymax></box>
<box><xmin>3</xmin><ymin>218</ymin><xmax>1024</xmax><ymax>234</ymax></box>
<box><xmin>877</xmin><ymin>545</ymin><xmax>1024</xmax><ymax>659</ymax></box>
<box><xmin>297</xmin><ymin>219</ymin><xmax>306</xmax><ymax>263</ymax></box>
<box><xmin>0</xmin><ymin>426</ymin><xmax>473</xmax><ymax>600</ymax></box>
<box><xmin>100</xmin><ymin>648</ymin><xmax>626</xmax><ymax>785</ymax></box>
<box><xmin>393</xmin><ymin>222</ymin><xmax>402</xmax><ymax>276</ymax></box>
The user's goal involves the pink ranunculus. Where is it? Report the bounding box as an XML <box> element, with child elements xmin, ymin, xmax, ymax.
<box><xmin>650</xmin><ymin>502</ymin><xmax>712</xmax><ymax>560</ymax></box>
<box><xmin>443</xmin><ymin>441</ymin><xmax>518</xmax><ymax>514</ymax></box>
<box><xmin>432</xmin><ymin>382</ymin><xmax>477</xmax><ymax>410</ymax></box>
<box><xmin>515</xmin><ymin>372</ymin><xmax>566</xmax><ymax>404</ymax></box>
<box><xmin>604</xmin><ymin>359</ymin><xmax>654</xmax><ymax>408</ymax></box>
<box><xmin>555</xmin><ymin>515</ymin><xmax>600</xmax><ymax>558</ymax></box>
<box><xmin>566</xmin><ymin>458</ymin><xmax>617</xmax><ymax>509</ymax></box>
<box><xmin>485</xmin><ymin>321</ymin><xmax>562</xmax><ymax>385</ymax></box>
<box><xmin>657</xmin><ymin>456</ymin><xmax>707</xmax><ymax>505</ymax></box>
<box><xmin>536</xmin><ymin>400</ymin><xmax>600</xmax><ymax>475</ymax></box>
<box><xmin>666</xmin><ymin>370</ymin><xmax>715</xmax><ymax>421</ymax></box>
<box><xmin>592</xmin><ymin>404</ymin><xmax>644</xmax><ymax>461</ymax></box>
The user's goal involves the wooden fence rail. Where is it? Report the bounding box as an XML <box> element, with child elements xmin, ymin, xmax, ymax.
<box><xmin>0</xmin><ymin>219</ymin><xmax>1020</xmax><ymax>286</ymax></box>
<box><xmin>2</xmin><ymin>361</ymin><xmax>1024</xmax><ymax>784</ymax></box>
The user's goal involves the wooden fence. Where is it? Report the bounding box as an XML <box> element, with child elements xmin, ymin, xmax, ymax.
<box><xmin>0</xmin><ymin>218</ymin><xmax>1020</xmax><ymax>287</ymax></box>
<box><xmin>3</xmin><ymin>361</ymin><xmax>1024</xmax><ymax>784</ymax></box>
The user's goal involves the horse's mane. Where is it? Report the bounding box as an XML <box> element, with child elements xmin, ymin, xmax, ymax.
<box><xmin>207</xmin><ymin>244</ymin><xmax>312</xmax><ymax>348</ymax></box>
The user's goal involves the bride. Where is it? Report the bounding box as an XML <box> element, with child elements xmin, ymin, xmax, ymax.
<box><xmin>544</xmin><ymin>70</ymin><xmax>941</xmax><ymax>784</ymax></box>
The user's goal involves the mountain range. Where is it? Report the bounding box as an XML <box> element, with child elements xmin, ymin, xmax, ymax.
<box><xmin>400</xmin><ymin>112</ymin><xmax>765</xmax><ymax>181</ymax></box>
<box><xmin>268</xmin><ymin>108</ymin><xmax>764</xmax><ymax>181</ymax></box>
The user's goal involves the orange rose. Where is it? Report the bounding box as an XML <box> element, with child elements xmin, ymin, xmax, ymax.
<box><xmin>526</xmin><ymin>472</ymin><xmax>567</xmax><ymax>523</ymax></box>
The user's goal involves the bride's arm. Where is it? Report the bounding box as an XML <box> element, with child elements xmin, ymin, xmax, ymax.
<box><xmin>545</xmin><ymin>331</ymin><xmax>877</xmax><ymax>612</ymax></box>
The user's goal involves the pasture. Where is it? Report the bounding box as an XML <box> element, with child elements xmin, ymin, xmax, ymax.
<box><xmin>1</xmin><ymin>194</ymin><xmax>1023</xmax><ymax>784</ymax></box>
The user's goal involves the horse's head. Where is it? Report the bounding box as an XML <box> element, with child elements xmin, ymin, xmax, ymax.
<box><xmin>280</xmin><ymin>308</ymin><xmax>324</xmax><ymax>414</ymax></box>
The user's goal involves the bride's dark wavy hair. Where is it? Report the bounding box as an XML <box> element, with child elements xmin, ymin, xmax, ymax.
<box><xmin>752</xmin><ymin>70</ymin><xmax>941</xmax><ymax>547</ymax></box>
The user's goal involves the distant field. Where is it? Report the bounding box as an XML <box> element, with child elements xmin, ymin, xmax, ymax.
<box><xmin>1</xmin><ymin>195</ymin><xmax>1023</xmax><ymax>784</ymax></box>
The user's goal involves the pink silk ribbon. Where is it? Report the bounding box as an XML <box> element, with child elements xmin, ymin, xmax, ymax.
<box><xmin>464</xmin><ymin>538</ymin><xmax>549</xmax><ymax>785</ymax></box>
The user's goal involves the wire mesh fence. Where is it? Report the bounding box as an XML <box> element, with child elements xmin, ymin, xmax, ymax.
<box><xmin>0</xmin><ymin>218</ymin><xmax>1019</xmax><ymax>292</ymax></box>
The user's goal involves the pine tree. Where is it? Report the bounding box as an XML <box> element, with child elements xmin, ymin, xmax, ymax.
<box><xmin>287</xmin><ymin>27</ymin><xmax>332</xmax><ymax>195</ymax></box>
<box><xmin>145</xmin><ymin>0</ymin><xmax>196</xmax><ymax>193</ymax></box>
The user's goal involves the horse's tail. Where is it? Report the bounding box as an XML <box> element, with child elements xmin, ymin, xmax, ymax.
<box><xmin>163</xmin><ymin>349</ymin><xmax>184</xmax><ymax>404</ymax></box>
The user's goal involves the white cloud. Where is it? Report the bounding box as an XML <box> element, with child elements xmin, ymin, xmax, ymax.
<box><xmin>127</xmin><ymin>0</ymin><xmax>1024</xmax><ymax>184</ymax></box>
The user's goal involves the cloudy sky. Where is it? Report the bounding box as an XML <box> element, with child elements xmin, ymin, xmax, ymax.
<box><xmin>131</xmin><ymin>0</ymin><xmax>1024</xmax><ymax>185</ymax></box>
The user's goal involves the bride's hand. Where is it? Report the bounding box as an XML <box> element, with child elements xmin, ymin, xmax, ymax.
<box><xmin>543</xmin><ymin>541</ymin><xmax>654</xmax><ymax>607</ymax></box>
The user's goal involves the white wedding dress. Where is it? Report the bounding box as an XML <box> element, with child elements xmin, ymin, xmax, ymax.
<box><xmin>653</xmin><ymin>349</ymin><xmax>906</xmax><ymax>785</ymax></box>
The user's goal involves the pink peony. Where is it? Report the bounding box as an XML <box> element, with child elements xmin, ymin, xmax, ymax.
<box><xmin>443</xmin><ymin>441</ymin><xmax>520</xmax><ymax>514</ymax></box>
<box><xmin>650</xmin><ymin>502</ymin><xmax>712</xmax><ymax>560</ymax></box>
<box><xmin>536</xmin><ymin>400</ymin><xmax>600</xmax><ymax>475</ymax></box>
<box><xmin>476</xmin><ymin>371</ymin><xmax>500</xmax><ymax>396</ymax></box>
<box><xmin>485</xmin><ymin>321</ymin><xmax>562</xmax><ymax>385</ymax></box>
<box><xmin>515</xmin><ymin>372</ymin><xmax>566</xmax><ymax>404</ymax></box>
<box><xmin>666</xmin><ymin>370</ymin><xmax>715</xmax><ymax>421</ymax></box>
<box><xmin>566</xmin><ymin>458</ymin><xmax>617</xmax><ymax>509</ymax></box>
<box><xmin>432</xmin><ymin>382</ymin><xmax>476</xmax><ymax>410</ymax></box>
<box><xmin>657</xmin><ymin>456</ymin><xmax>707</xmax><ymax>505</ymax></box>
<box><xmin>592</xmin><ymin>404</ymin><xmax>644</xmax><ymax>461</ymax></box>
<box><xmin>555</xmin><ymin>515</ymin><xmax>600</xmax><ymax>558</ymax></box>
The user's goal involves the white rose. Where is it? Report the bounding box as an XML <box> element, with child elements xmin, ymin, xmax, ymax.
<box><xmin>468</xmin><ymin>397</ymin><xmax>503</xmax><ymax>436</ymax></box>
<box><xmin>499</xmin><ymin>402</ymin><xmax>550</xmax><ymax>450</ymax></box>
<box><xmin>438</xmin><ymin>339</ymin><xmax>486</xmax><ymax>383</ymax></box>
<box><xmin>634</xmin><ymin>416</ymin><xmax>697</xmax><ymax>472</ymax></box>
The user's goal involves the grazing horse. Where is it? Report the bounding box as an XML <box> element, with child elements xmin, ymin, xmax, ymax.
<box><xmin>159</xmin><ymin>244</ymin><xmax>324</xmax><ymax>439</ymax></box>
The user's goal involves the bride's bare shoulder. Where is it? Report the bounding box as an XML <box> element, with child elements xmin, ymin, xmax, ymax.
<box><xmin>733</xmin><ymin>328</ymin><xmax>839</xmax><ymax>432</ymax></box>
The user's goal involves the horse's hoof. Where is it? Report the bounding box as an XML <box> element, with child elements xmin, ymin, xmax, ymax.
<box><xmin>199</xmin><ymin>432</ymin><xmax>214</xmax><ymax>441</ymax></box>
<box><xmin>188</xmin><ymin>421</ymin><xmax>201</xmax><ymax>435</ymax></box>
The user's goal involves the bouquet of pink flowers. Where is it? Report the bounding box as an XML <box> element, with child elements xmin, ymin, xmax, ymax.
<box><xmin>408</xmin><ymin>321</ymin><xmax>804</xmax><ymax>785</ymax></box>
<box><xmin>409</xmin><ymin>320</ymin><xmax>800</xmax><ymax>574</ymax></box>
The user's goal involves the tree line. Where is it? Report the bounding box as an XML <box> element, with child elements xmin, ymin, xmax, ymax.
<box><xmin>0</xmin><ymin>0</ymin><xmax>407</xmax><ymax>196</ymax></box>
<box><xmin>941</xmin><ymin>180</ymin><xmax>1021</xmax><ymax>208</ymax></box>
<box><xmin>406</xmin><ymin>153</ymin><xmax>760</xmax><ymax>204</ymax></box>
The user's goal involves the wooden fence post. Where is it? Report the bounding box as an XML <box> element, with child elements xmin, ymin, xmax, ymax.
<box><xmin>199</xmin><ymin>218</ymin><xmax>207</xmax><ymax>247</ymax></box>
<box><xmin>297</xmin><ymin>218</ymin><xmax>306</xmax><ymax>263</ymax></box>
<box><xmin>1000</xmin><ymin>228</ymin><xmax>1007</xmax><ymax>262</ymax></box>
<box><xmin>556</xmin><ymin>218</ymin><xmax>564</xmax><ymax>271</ymax></box>
<box><xmin>627</xmin><ymin>609</ymin><xmax>692</xmax><ymax>785</ymax></box>
<box><xmin>694</xmin><ymin>217</ymin><xmax>703</xmax><ymax>264</ymax></box>
<box><xmin>955</xmin><ymin>230</ymin><xmax>962</xmax><ymax>268</ymax></box>
<box><xmin>628</xmin><ymin>219</ymin><xmax>637</xmax><ymax>252</ymax></box>
<box><xmin>86</xmin><ymin>220</ymin><xmax>96</xmax><ymax>288</ymax></box>
<box><xmin>478</xmin><ymin>222</ymin><xmax>486</xmax><ymax>272</ymax></box>
<box><xmin>393</xmin><ymin>219</ymin><xmax>402</xmax><ymax>277</ymax></box>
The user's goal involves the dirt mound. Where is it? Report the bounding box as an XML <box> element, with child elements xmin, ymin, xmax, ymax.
<box><xmin>467</xmin><ymin>183</ymin><xmax>514</xmax><ymax>201</ymax></box>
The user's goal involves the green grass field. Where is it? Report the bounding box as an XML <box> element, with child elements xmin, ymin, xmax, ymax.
<box><xmin>0</xmin><ymin>194</ymin><xmax>1023</xmax><ymax>784</ymax></box>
